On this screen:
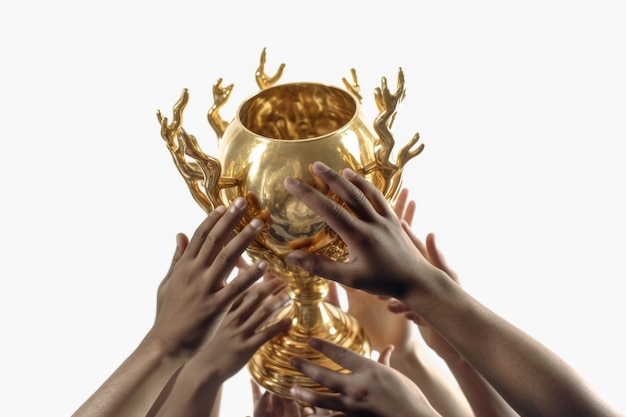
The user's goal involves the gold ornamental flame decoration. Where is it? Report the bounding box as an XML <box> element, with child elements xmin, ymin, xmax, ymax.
<box><xmin>156</xmin><ymin>47</ymin><xmax>424</xmax><ymax>399</ymax></box>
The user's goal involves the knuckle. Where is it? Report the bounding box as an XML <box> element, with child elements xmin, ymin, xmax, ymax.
<box><xmin>215</xmin><ymin>248</ymin><xmax>237</xmax><ymax>267</ymax></box>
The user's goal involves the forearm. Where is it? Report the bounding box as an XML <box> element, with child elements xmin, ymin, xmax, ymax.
<box><xmin>391</xmin><ymin>342</ymin><xmax>473</xmax><ymax>417</ymax></box>
<box><xmin>151</xmin><ymin>363</ymin><xmax>222</xmax><ymax>417</ymax></box>
<box><xmin>209</xmin><ymin>385</ymin><xmax>222</xmax><ymax>417</ymax></box>
<box><xmin>444</xmin><ymin>357</ymin><xmax>519</xmax><ymax>417</ymax></box>
<box><xmin>72</xmin><ymin>337</ymin><xmax>185</xmax><ymax>417</ymax></box>
<box><xmin>404</xmin><ymin>277</ymin><xmax>619</xmax><ymax>417</ymax></box>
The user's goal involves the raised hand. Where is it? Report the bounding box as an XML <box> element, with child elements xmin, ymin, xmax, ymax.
<box><xmin>340</xmin><ymin>186</ymin><xmax>417</xmax><ymax>353</ymax></box>
<box><xmin>251</xmin><ymin>380</ymin><xmax>302</xmax><ymax>417</ymax></box>
<box><xmin>283</xmin><ymin>161</ymin><xmax>444</xmax><ymax>300</ymax></box>
<box><xmin>147</xmin><ymin>197</ymin><xmax>270</xmax><ymax>357</ymax></box>
<box><xmin>73</xmin><ymin>197</ymin><xmax>270</xmax><ymax>417</ymax></box>
<box><xmin>387</xmin><ymin>228</ymin><xmax>464</xmax><ymax>363</ymax></box>
<box><xmin>150</xmin><ymin>278</ymin><xmax>291</xmax><ymax>417</ymax></box>
<box><xmin>289</xmin><ymin>338</ymin><xmax>441</xmax><ymax>417</ymax></box>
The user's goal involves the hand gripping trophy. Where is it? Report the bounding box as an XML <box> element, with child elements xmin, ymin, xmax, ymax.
<box><xmin>156</xmin><ymin>48</ymin><xmax>424</xmax><ymax>399</ymax></box>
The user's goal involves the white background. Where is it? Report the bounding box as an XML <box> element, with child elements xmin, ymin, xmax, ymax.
<box><xmin>2</xmin><ymin>1</ymin><xmax>625</xmax><ymax>416</ymax></box>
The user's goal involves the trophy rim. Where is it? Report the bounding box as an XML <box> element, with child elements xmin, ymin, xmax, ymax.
<box><xmin>234</xmin><ymin>81</ymin><xmax>361</xmax><ymax>143</ymax></box>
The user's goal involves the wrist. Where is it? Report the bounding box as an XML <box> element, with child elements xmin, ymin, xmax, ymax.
<box><xmin>155</xmin><ymin>362</ymin><xmax>222</xmax><ymax>415</ymax></box>
<box><xmin>401</xmin><ymin>268</ymin><xmax>461</xmax><ymax>323</ymax></box>
<box><xmin>139</xmin><ymin>332</ymin><xmax>192</xmax><ymax>367</ymax></box>
<box><xmin>389</xmin><ymin>338</ymin><xmax>427</xmax><ymax>374</ymax></box>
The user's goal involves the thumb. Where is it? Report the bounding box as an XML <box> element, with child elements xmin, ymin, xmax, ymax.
<box><xmin>378</xmin><ymin>344</ymin><xmax>395</xmax><ymax>366</ymax></box>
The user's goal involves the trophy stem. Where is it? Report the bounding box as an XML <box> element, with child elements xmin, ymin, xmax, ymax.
<box><xmin>248</xmin><ymin>274</ymin><xmax>370</xmax><ymax>399</ymax></box>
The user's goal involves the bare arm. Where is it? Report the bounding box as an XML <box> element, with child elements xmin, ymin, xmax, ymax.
<box><xmin>387</xmin><ymin>226</ymin><xmax>519</xmax><ymax>417</ymax></box>
<box><xmin>73</xmin><ymin>197</ymin><xmax>268</xmax><ymax>417</ymax></box>
<box><xmin>283</xmin><ymin>161</ymin><xmax>621</xmax><ymax>417</ymax></box>
<box><xmin>290</xmin><ymin>339</ymin><xmax>442</xmax><ymax>417</ymax></box>
<box><xmin>150</xmin><ymin>279</ymin><xmax>291</xmax><ymax>417</ymax></box>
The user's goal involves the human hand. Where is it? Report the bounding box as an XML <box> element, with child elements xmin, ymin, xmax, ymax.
<box><xmin>148</xmin><ymin>278</ymin><xmax>291</xmax><ymax>417</ymax></box>
<box><xmin>147</xmin><ymin>197</ymin><xmax>270</xmax><ymax>358</ymax></box>
<box><xmin>283</xmin><ymin>161</ymin><xmax>443</xmax><ymax>301</ymax></box>
<box><xmin>251</xmin><ymin>380</ymin><xmax>301</xmax><ymax>417</ymax></box>
<box><xmin>289</xmin><ymin>338</ymin><xmax>441</xmax><ymax>417</ymax></box>
<box><xmin>187</xmin><ymin>277</ymin><xmax>291</xmax><ymax>383</ymax></box>
<box><xmin>340</xmin><ymin>187</ymin><xmax>418</xmax><ymax>354</ymax></box>
<box><xmin>387</xmin><ymin>228</ymin><xmax>463</xmax><ymax>364</ymax></box>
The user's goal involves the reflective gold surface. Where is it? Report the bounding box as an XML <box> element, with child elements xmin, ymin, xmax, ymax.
<box><xmin>156</xmin><ymin>48</ymin><xmax>423</xmax><ymax>398</ymax></box>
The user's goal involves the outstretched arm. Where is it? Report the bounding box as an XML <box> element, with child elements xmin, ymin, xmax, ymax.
<box><xmin>336</xmin><ymin>188</ymin><xmax>472</xmax><ymax>417</ymax></box>
<box><xmin>72</xmin><ymin>197</ymin><xmax>268</xmax><ymax>417</ymax></box>
<box><xmin>148</xmin><ymin>278</ymin><xmax>291</xmax><ymax>417</ymax></box>
<box><xmin>290</xmin><ymin>338</ymin><xmax>441</xmax><ymax>417</ymax></box>
<box><xmin>283</xmin><ymin>161</ymin><xmax>621</xmax><ymax>417</ymax></box>
<box><xmin>388</xmin><ymin>229</ymin><xmax>518</xmax><ymax>417</ymax></box>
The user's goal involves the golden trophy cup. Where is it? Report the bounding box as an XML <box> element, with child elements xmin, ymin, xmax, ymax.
<box><xmin>156</xmin><ymin>48</ymin><xmax>424</xmax><ymax>398</ymax></box>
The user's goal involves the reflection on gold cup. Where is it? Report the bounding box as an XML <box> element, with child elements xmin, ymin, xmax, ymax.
<box><xmin>156</xmin><ymin>48</ymin><xmax>424</xmax><ymax>398</ymax></box>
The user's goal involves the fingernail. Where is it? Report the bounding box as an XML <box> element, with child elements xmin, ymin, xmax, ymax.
<box><xmin>284</xmin><ymin>176</ymin><xmax>299</xmax><ymax>187</ymax></box>
<box><xmin>213</xmin><ymin>205</ymin><xmax>227</xmax><ymax>214</ymax></box>
<box><xmin>284</xmin><ymin>255</ymin><xmax>301</xmax><ymax>267</ymax></box>
<box><xmin>249</xmin><ymin>218</ymin><xmax>263</xmax><ymax>229</ymax></box>
<box><xmin>231</xmin><ymin>197</ymin><xmax>246</xmax><ymax>212</ymax></box>
<box><xmin>257</xmin><ymin>260</ymin><xmax>268</xmax><ymax>271</ymax></box>
<box><xmin>308</xmin><ymin>337</ymin><xmax>322</xmax><ymax>349</ymax></box>
<box><xmin>312</xmin><ymin>161</ymin><xmax>329</xmax><ymax>172</ymax></box>
<box><xmin>343</xmin><ymin>168</ymin><xmax>356</xmax><ymax>178</ymax></box>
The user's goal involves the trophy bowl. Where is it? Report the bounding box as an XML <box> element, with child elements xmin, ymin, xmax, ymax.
<box><xmin>156</xmin><ymin>48</ymin><xmax>424</xmax><ymax>399</ymax></box>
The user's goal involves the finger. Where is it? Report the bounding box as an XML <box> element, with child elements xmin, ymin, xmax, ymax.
<box><xmin>307</xmin><ymin>337</ymin><xmax>366</xmax><ymax>373</ymax></box>
<box><xmin>250</xmin><ymin>379</ymin><xmax>262</xmax><ymax>404</ymax></box>
<box><xmin>290</xmin><ymin>386</ymin><xmax>346</xmax><ymax>414</ymax></box>
<box><xmin>185</xmin><ymin>206</ymin><xmax>227</xmax><ymax>258</ymax></box>
<box><xmin>284</xmin><ymin>250</ymin><xmax>349</xmax><ymax>285</ymax></box>
<box><xmin>212</xmin><ymin>259</ymin><xmax>268</xmax><ymax>308</ymax></box>
<box><xmin>425</xmin><ymin>233</ymin><xmax>460</xmax><ymax>284</ymax></box>
<box><xmin>233</xmin><ymin>279</ymin><xmax>289</xmax><ymax>327</ymax></box>
<box><xmin>203</xmin><ymin>217</ymin><xmax>266</xmax><ymax>293</ymax></box>
<box><xmin>340</xmin><ymin>166</ymin><xmax>397</xmax><ymax>219</ymax></box>
<box><xmin>405</xmin><ymin>311</ymin><xmax>426</xmax><ymax>325</ymax></box>
<box><xmin>173</xmin><ymin>233</ymin><xmax>189</xmax><ymax>262</ymax></box>
<box><xmin>283</xmin><ymin>174</ymin><xmax>364</xmax><ymax>240</ymax></box>
<box><xmin>403</xmin><ymin>200</ymin><xmax>416</xmax><ymax>226</ymax></box>
<box><xmin>158</xmin><ymin>233</ymin><xmax>189</xmax><ymax>290</ymax></box>
<box><xmin>400</xmin><ymin>220</ymin><xmax>428</xmax><ymax>258</ymax></box>
<box><xmin>262</xmin><ymin>270</ymin><xmax>277</xmax><ymax>282</ymax></box>
<box><xmin>378</xmin><ymin>344</ymin><xmax>394</xmax><ymax>365</ymax></box>
<box><xmin>197</xmin><ymin>197</ymin><xmax>250</xmax><ymax>264</ymax></box>
<box><xmin>247</xmin><ymin>316</ymin><xmax>290</xmax><ymax>349</ymax></box>
<box><xmin>229</xmin><ymin>265</ymin><xmax>285</xmax><ymax>312</ymax></box>
<box><xmin>290</xmin><ymin>355</ymin><xmax>347</xmax><ymax>395</ymax></box>
<box><xmin>393</xmin><ymin>188</ymin><xmax>409</xmax><ymax>219</ymax></box>
<box><xmin>254</xmin><ymin>391</ymin><xmax>271</xmax><ymax>415</ymax></box>
<box><xmin>303</xmin><ymin>406</ymin><xmax>344</xmax><ymax>416</ymax></box>
<box><xmin>386</xmin><ymin>299</ymin><xmax>410</xmax><ymax>314</ymax></box>
<box><xmin>312</xmin><ymin>162</ymin><xmax>381</xmax><ymax>221</ymax></box>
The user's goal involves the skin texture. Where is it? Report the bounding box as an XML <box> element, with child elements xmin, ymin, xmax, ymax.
<box><xmin>387</xmin><ymin>228</ymin><xmax>519</xmax><ymax>417</ymax></box>
<box><xmin>283</xmin><ymin>161</ymin><xmax>622</xmax><ymax>417</ymax></box>
<box><xmin>147</xmin><ymin>278</ymin><xmax>291</xmax><ymax>417</ymax></box>
<box><xmin>251</xmin><ymin>380</ymin><xmax>303</xmax><ymax>417</ymax></box>
<box><xmin>329</xmin><ymin>188</ymin><xmax>473</xmax><ymax>417</ymax></box>
<box><xmin>72</xmin><ymin>197</ymin><xmax>269</xmax><ymax>417</ymax></box>
<box><xmin>290</xmin><ymin>338</ymin><xmax>441</xmax><ymax>417</ymax></box>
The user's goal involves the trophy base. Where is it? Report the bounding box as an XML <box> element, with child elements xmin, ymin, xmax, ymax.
<box><xmin>248</xmin><ymin>297</ymin><xmax>370</xmax><ymax>399</ymax></box>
